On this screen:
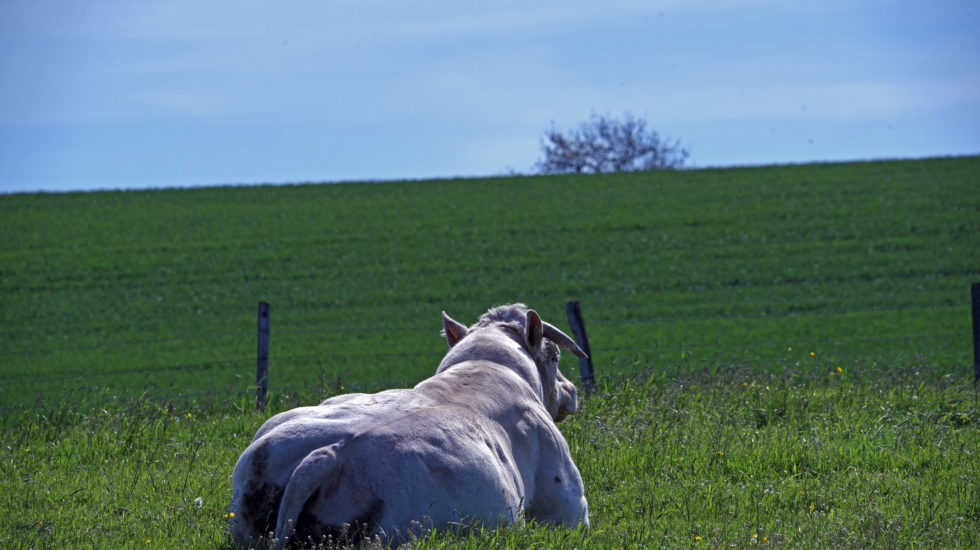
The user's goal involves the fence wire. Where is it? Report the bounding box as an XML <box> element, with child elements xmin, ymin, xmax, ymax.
<box><xmin>1</xmin><ymin>299</ymin><xmax>972</xmax><ymax>390</ymax></box>
<box><xmin>1</xmin><ymin>333</ymin><xmax>967</xmax><ymax>388</ymax></box>
<box><xmin>2</xmin><ymin>300</ymin><xmax>969</xmax><ymax>357</ymax></box>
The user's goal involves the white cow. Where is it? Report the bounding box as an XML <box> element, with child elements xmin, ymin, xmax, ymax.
<box><xmin>228</xmin><ymin>304</ymin><xmax>590</xmax><ymax>547</ymax></box>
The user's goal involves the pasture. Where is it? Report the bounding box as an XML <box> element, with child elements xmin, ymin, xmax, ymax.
<box><xmin>1</xmin><ymin>156</ymin><xmax>978</xmax><ymax>548</ymax></box>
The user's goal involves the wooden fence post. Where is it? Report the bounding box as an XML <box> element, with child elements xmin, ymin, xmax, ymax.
<box><xmin>257</xmin><ymin>301</ymin><xmax>271</xmax><ymax>411</ymax></box>
<box><xmin>566</xmin><ymin>301</ymin><xmax>595</xmax><ymax>396</ymax></box>
<box><xmin>972</xmin><ymin>283</ymin><xmax>980</xmax><ymax>383</ymax></box>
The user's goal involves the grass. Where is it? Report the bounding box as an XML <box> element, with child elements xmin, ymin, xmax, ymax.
<box><xmin>1</xmin><ymin>364</ymin><xmax>976</xmax><ymax>548</ymax></box>
<box><xmin>570</xmin><ymin>366</ymin><xmax>978</xmax><ymax>548</ymax></box>
<box><xmin>1</xmin><ymin>156</ymin><xmax>978</xmax><ymax>547</ymax></box>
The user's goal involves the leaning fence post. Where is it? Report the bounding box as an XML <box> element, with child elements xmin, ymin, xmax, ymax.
<box><xmin>566</xmin><ymin>301</ymin><xmax>595</xmax><ymax>396</ymax></box>
<box><xmin>972</xmin><ymin>283</ymin><xmax>980</xmax><ymax>383</ymax></box>
<box><xmin>257</xmin><ymin>301</ymin><xmax>271</xmax><ymax>411</ymax></box>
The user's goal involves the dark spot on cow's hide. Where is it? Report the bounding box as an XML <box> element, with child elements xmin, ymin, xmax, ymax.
<box><xmin>554</xmin><ymin>476</ymin><xmax>562</xmax><ymax>483</ymax></box>
<box><xmin>241</xmin><ymin>444</ymin><xmax>284</xmax><ymax>538</ymax></box>
<box><xmin>252</xmin><ymin>443</ymin><xmax>267</xmax><ymax>474</ymax></box>
<box><xmin>242</xmin><ymin>480</ymin><xmax>283</xmax><ymax>538</ymax></box>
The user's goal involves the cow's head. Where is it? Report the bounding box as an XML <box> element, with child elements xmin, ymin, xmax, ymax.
<box><xmin>441</xmin><ymin>304</ymin><xmax>586</xmax><ymax>422</ymax></box>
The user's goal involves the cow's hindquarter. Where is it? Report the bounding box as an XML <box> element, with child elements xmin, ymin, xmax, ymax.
<box><xmin>273</xmin><ymin>442</ymin><xmax>384</xmax><ymax>548</ymax></box>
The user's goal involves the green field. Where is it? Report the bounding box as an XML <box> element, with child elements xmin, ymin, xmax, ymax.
<box><xmin>1</xmin><ymin>157</ymin><xmax>978</xmax><ymax>548</ymax></box>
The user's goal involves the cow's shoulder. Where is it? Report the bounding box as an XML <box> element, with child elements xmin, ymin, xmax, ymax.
<box><xmin>418</xmin><ymin>361</ymin><xmax>539</xmax><ymax>408</ymax></box>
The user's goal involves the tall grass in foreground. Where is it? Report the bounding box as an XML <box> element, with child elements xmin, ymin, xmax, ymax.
<box><xmin>564</xmin><ymin>365</ymin><xmax>979</xmax><ymax>549</ymax></box>
<box><xmin>2</xmin><ymin>364</ymin><xmax>976</xmax><ymax>549</ymax></box>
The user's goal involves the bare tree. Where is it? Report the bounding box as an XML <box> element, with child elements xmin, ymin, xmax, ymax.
<box><xmin>536</xmin><ymin>112</ymin><xmax>689</xmax><ymax>174</ymax></box>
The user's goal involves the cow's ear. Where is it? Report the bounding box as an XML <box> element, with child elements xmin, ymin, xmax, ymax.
<box><xmin>524</xmin><ymin>309</ymin><xmax>544</xmax><ymax>351</ymax></box>
<box><xmin>442</xmin><ymin>311</ymin><xmax>468</xmax><ymax>348</ymax></box>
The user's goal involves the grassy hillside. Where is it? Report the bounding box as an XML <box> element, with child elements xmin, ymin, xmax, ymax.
<box><xmin>1</xmin><ymin>156</ymin><xmax>978</xmax><ymax>548</ymax></box>
<box><xmin>2</xmin><ymin>157</ymin><xmax>976</xmax><ymax>415</ymax></box>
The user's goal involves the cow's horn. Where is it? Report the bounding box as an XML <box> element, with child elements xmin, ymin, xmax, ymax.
<box><xmin>542</xmin><ymin>322</ymin><xmax>589</xmax><ymax>359</ymax></box>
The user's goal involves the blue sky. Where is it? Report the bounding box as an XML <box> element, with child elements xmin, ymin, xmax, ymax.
<box><xmin>1</xmin><ymin>1</ymin><xmax>977</xmax><ymax>193</ymax></box>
